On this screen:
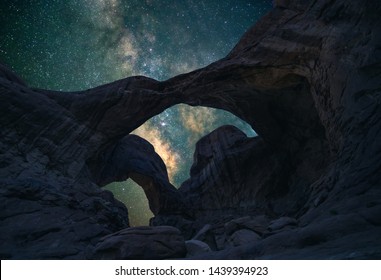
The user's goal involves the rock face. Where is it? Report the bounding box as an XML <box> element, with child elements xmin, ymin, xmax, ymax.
<box><xmin>1</xmin><ymin>0</ymin><xmax>381</xmax><ymax>259</ymax></box>
<box><xmin>90</xmin><ymin>134</ymin><xmax>188</xmax><ymax>216</ymax></box>
<box><xmin>229</xmin><ymin>229</ymin><xmax>261</xmax><ymax>247</ymax></box>
<box><xmin>0</xmin><ymin>179</ymin><xmax>129</xmax><ymax>259</ymax></box>
<box><xmin>185</xmin><ymin>240</ymin><xmax>211</xmax><ymax>257</ymax></box>
<box><xmin>88</xmin><ymin>226</ymin><xmax>186</xmax><ymax>260</ymax></box>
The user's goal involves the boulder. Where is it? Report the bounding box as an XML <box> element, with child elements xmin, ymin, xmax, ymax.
<box><xmin>229</xmin><ymin>229</ymin><xmax>261</xmax><ymax>247</ymax></box>
<box><xmin>225</xmin><ymin>216</ymin><xmax>269</xmax><ymax>236</ymax></box>
<box><xmin>268</xmin><ymin>217</ymin><xmax>298</xmax><ymax>232</ymax></box>
<box><xmin>185</xmin><ymin>240</ymin><xmax>212</xmax><ymax>257</ymax></box>
<box><xmin>89</xmin><ymin>226</ymin><xmax>186</xmax><ymax>260</ymax></box>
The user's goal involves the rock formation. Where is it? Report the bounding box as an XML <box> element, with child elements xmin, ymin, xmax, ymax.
<box><xmin>89</xmin><ymin>226</ymin><xmax>186</xmax><ymax>260</ymax></box>
<box><xmin>1</xmin><ymin>0</ymin><xmax>380</xmax><ymax>259</ymax></box>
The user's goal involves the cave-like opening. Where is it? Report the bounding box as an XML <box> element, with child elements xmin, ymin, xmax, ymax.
<box><xmin>105</xmin><ymin>180</ymin><xmax>153</xmax><ymax>226</ymax></box>
<box><xmin>104</xmin><ymin>104</ymin><xmax>256</xmax><ymax>226</ymax></box>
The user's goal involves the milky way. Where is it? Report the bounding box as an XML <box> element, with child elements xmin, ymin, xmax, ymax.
<box><xmin>1</xmin><ymin>0</ymin><xmax>272</xmax><ymax>225</ymax></box>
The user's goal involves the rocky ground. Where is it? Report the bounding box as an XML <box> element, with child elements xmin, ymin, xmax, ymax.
<box><xmin>1</xmin><ymin>0</ymin><xmax>380</xmax><ymax>259</ymax></box>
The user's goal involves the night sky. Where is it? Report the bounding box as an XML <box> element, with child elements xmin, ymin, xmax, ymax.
<box><xmin>1</xmin><ymin>0</ymin><xmax>272</xmax><ymax>225</ymax></box>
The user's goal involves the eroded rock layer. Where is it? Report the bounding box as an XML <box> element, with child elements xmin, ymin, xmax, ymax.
<box><xmin>1</xmin><ymin>0</ymin><xmax>381</xmax><ymax>259</ymax></box>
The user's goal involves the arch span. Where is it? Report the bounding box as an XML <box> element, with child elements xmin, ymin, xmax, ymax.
<box><xmin>101</xmin><ymin>103</ymin><xmax>257</xmax><ymax>224</ymax></box>
<box><xmin>40</xmin><ymin>57</ymin><xmax>327</xmax><ymax>220</ymax></box>
<box><xmin>92</xmin><ymin>134</ymin><xmax>188</xmax><ymax>217</ymax></box>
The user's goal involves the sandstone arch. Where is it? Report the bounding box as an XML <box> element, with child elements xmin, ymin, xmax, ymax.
<box><xmin>1</xmin><ymin>0</ymin><xmax>380</xmax><ymax>259</ymax></box>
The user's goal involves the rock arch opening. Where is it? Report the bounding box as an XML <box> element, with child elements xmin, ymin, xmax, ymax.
<box><xmin>84</xmin><ymin>70</ymin><xmax>330</xmax><ymax>228</ymax></box>
<box><xmin>105</xmin><ymin>181</ymin><xmax>153</xmax><ymax>226</ymax></box>
<box><xmin>104</xmin><ymin>104</ymin><xmax>256</xmax><ymax>226</ymax></box>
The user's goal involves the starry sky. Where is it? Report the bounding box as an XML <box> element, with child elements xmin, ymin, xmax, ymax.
<box><xmin>0</xmin><ymin>0</ymin><xmax>272</xmax><ymax>226</ymax></box>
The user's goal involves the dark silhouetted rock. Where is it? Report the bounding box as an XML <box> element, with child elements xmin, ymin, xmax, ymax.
<box><xmin>88</xmin><ymin>226</ymin><xmax>186</xmax><ymax>260</ymax></box>
<box><xmin>185</xmin><ymin>240</ymin><xmax>211</xmax><ymax>257</ymax></box>
<box><xmin>191</xmin><ymin>224</ymin><xmax>212</xmax><ymax>240</ymax></box>
<box><xmin>229</xmin><ymin>229</ymin><xmax>261</xmax><ymax>247</ymax></box>
<box><xmin>0</xmin><ymin>179</ymin><xmax>129</xmax><ymax>259</ymax></box>
<box><xmin>268</xmin><ymin>217</ymin><xmax>298</xmax><ymax>232</ymax></box>
<box><xmin>1</xmin><ymin>0</ymin><xmax>381</xmax><ymax>259</ymax></box>
<box><xmin>225</xmin><ymin>216</ymin><xmax>269</xmax><ymax>236</ymax></box>
<box><xmin>91</xmin><ymin>134</ymin><xmax>189</xmax><ymax>216</ymax></box>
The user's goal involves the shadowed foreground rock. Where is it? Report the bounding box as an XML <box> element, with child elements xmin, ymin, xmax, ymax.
<box><xmin>88</xmin><ymin>226</ymin><xmax>186</xmax><ymax>260</ymax></box>
<box><xmin>0</xmin><ymin>0</ymin><xmax>380</xmax><ymax>259</ymax></box>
